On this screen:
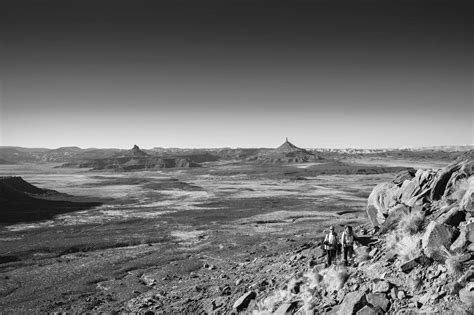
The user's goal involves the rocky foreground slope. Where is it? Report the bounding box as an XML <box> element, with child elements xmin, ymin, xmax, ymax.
<box><xmin>119</xmin><ymin>153</ymin><xmax>473</xmax><ymax>314</ymax></box>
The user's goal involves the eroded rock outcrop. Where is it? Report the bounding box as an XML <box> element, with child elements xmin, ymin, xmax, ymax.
<box><xmin>366</xmin><ymin>157</ymin><xmax>473</xmax><ymax>228</ymax></box>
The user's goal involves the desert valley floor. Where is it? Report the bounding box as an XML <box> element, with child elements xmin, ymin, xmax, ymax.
<box><xmin>0</xmin><ymin>158</ymin><xmax>455</xmax><ymax>312</ymax></box>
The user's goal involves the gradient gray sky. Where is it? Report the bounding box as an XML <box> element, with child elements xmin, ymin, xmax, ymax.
<box><xmin>1</xmin><ymin>0</ymin><xmax>472</xmax><ymax>149</ymax></box>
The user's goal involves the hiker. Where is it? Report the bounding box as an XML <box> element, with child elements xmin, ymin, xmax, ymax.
<box><xmin>323</xmin><ymin>226</ymin><xmax>338</xmax><ymax>267</ymax></box>
<box><xmin>341</xmin><ymin>225</ymin><xmax>355</xmax><ymax>266</ymax></box>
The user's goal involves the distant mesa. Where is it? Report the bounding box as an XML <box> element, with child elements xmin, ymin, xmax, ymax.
<box><xmin>128</xmin><ymin>144</ymin><xmax>149</xmax><ymax>157</ymax></box>
<box><xmin>59</xmin><ymin>144</ymin><xmax>202</xmax><ymax>170</ymax></box>
<box><xmin>275</xmin><ymin>138</ymin><xmax>311</xmax><ymax>154</ymax></box>
<box><xmin>247</xmin><ymin>138</ymin><xmax>323</xmax><ymax>164</ymax></box>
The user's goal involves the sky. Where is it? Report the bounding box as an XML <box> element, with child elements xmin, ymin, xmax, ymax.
<box><xmin>1</xmin><ymin>0</ymin><xmax>472</xmax><ymax>149</ymax></box>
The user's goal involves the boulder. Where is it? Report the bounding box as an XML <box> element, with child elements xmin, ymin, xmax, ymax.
<box><xmin>419</xmin><ymin>292</ymin><xmax>431</xmax><ymax>305</ymax></box>
<box><xmin>397</xmin><ymin>290</ymin><xmax>406</xmax><ymax>299</ymax></box>
<box><xmin>369</xmin><ymin>247</ymin><xmax>378</xmax><ymax>257</ymax></box>
<box><xmin>437</xmin><ymin>207</ymin><xmax>466</xmax><ymax>227</ymax></box>
<box><xmin>367</xmin><ymin>205</ymin><xmax>382</xmax><ymax>228</ymax></box>
<box><xmin>355</xmin><ymin>246</ymin><xmax>370</xmax><ymax>256</ymax></box>
<box><xmin>459</xmin><ymin>282</ymin><xmax>474</xmax><ymax>309</ymax></box>
<box><xmin>468</xmin><ymin>243</ymin><xmax>474</xmax><ymax>252</ymax></box>
<box><xmin>220</xmin><ymin>285</ymin><xmax>231</xmax><ymax>295</ymax></box>
<box><xmin>451</xmin><ymin>225</ymin><xmax>468</xmax><ymax>253</ymax></box>
<box><xmin>458</xmin><ymin>269</ymin><xmax>474</xmax><ymax>286</ymax></box>
<box><xmin>443</xmin><ymin>164</ymin><xmax>471</xmax><ymax>200</ymax></box>
<box><xmin>398</xmin><ymin>179</ymin><xmax>421</xmax><ymax>205</ymax></box>
<box><xmin>274</xmin><ymin>301</ymin><xmax>298</xmax><ymax>315</ymax></box>
<box><xmin>209</xmin><ymin>297</ymin><xmax>226</xmax><ymax>312</ymax></box>
<box><xmin>289</xmin><ymin>280</ymin><xmax>303</xmax><ymax>294</ymax></box>
<box><xmin>372</xmin><ymin>281</ymin><xmax>390</xmax><ymax>293</ymax></box>
<box><xmin>430</xmin><ymin>162</ymin><xmax>463</xmax><ymax>201</ymax></box>
<box><xmin>408</xmin><ymin>276</ymin><xmax>423</xmax><ymax>293</ymax></box>
<box><xmin>392</xmin><ymin>169</ymin><xmax>416</xmax><ymax>186</ymax></box>
<box><xmin>467</xmin><ymin>223</ymin><xmax>474</xmax><ymax>243</ymax></box>
<box><xmin>390</xmin><ymin>287</ymin><xmax>398</xmax><ymax>300</ymax></box>
<box><xmin>422</xmin><ymin>221</ymin><xmax>455</xmax><ymax>260</ymax></box>
<box><xmin>365</xmin><ymin>293</ymin><xmax>390</xmax><ymax>312</ymax></box>
<box><xmin>355</xmin><ymin>305</ymin><xmax>378</xmax><ymax>315</ymax></box>
<box><xmin>400</xmin><ymin>257</ymin><xmax>419</xmax><ymax>273</ymax></box>
<box><xmin>338</xmin><ymin>291</ymin><xmax>366</xmax><ymax>315</ymax></box>
<box><xmin>431</xmin><ymin>290</ymin><xmax>446</xmax><ymax>301</ymax></box>
<box><xmin>405</xmin><ymin>187</ymin><xmax>431</xmax><ymax>207</ymax></box>
<box><xmin>416</xmin><ymin>169</ymin><xmax>436</xmax><ymax>188</ymax></box>
<box><xmin>459</xmin><ymin>176</ymin><xmax>473</xmax><ymax>210</ymax></box>
<box><xmin>417</xmin><ymin>254</ymin><xmax>432</xmax><ymax>266</ymax></box>
<box><xmin>233</xmin><ymin>291</ymin><xmax>256</xmax><ymax>311</ymax></box>
<box><xmin>366</xmin><ymin>182</ymin><xmax>400</xmax><ymax>226</ymax></box>
<box><xmin>457</xmin><ymin>253</ymin><xmax>472</xmax><ymax>263</ymax></box>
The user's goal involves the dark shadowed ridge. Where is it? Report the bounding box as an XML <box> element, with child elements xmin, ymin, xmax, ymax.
<box><xmin>0</xmin><ymin>176</ymin><xmax>102</xmax><ymax>224</ymax></box>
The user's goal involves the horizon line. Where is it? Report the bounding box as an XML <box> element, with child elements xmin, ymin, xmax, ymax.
<box><xmin>1</xmin><ymin>143</ymin><xmax>473</xmax><ymax>151</ymax></box>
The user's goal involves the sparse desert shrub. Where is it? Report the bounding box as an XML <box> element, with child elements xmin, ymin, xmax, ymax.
<box><xmin>459</xmin><ymin>283</ymin><xmax>474</xmax><ymax>309</ymax></box>
<box><xmin>300</xmin><ymin>270</ymin><xmax>324</xmax><ymax>311</ymax></box>
<box><xmin>398</xmin><ymin>208</ymin><xmax>425</xmax><ymax>234</ymax></box>
<box><xmin>253</xmin><ymin>266</ymin><xmax>350</xmax><ymax>314</ymax></box>
<box><xmin>449</xmin><ymin>176</ymin><xmax>474</xmax><ymax>210</ymax></box>
<box><xmin>321</xmin><ymin>266</ymin><xmax>349</xmax><ymax>292</ymax></box>
<box><xmin>386</xmin><ymin>232</ymin><xmax>422</xmax><ymax>262</ymax></box>
<box><xmin>305</xmin><ymin>269</ymin><xmax>323</xmax><ymax>289</ymax></box>
<box><xmin>253</xmin><ymin>264</ymin><xmax>351</xmax><ymax>314</ymax></box>
<box><xmin>442</xmin><ymin>248</ymin><xmax>464</xmax><ymax>276</ymax></box>
<box><xmin>253</xmin><ymin>288</ymin><xmax>292</xmax><ymax>313</ymax></box>
<box><xmin>253</xmin><ymin>274</ymin><xmax>313</xmax><ymax>313</ymax></box>
<box><xmin>395</xmin><ymin>234</ymin><xmax>422</xmax><ymax>262</ymax></box>
<box><xmin>386</xmin><ymin>230</ymin><xmax>403</xmax><ymax>252</ymax></box>
<box><xmin>354</xmin><ymin>245</ymin><xmax>371</xmax><ymax>263</ymax></box>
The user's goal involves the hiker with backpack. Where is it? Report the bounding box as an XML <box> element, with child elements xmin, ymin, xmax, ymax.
<box><xmin>323</xmin><ymin>226</ymin><xmax>338</xmax><ymax>267</ymax></box>
<box><xmin>341</xmin><ymin>225</ymin><xmax>355</xmax><ymax>266</ymax></box>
